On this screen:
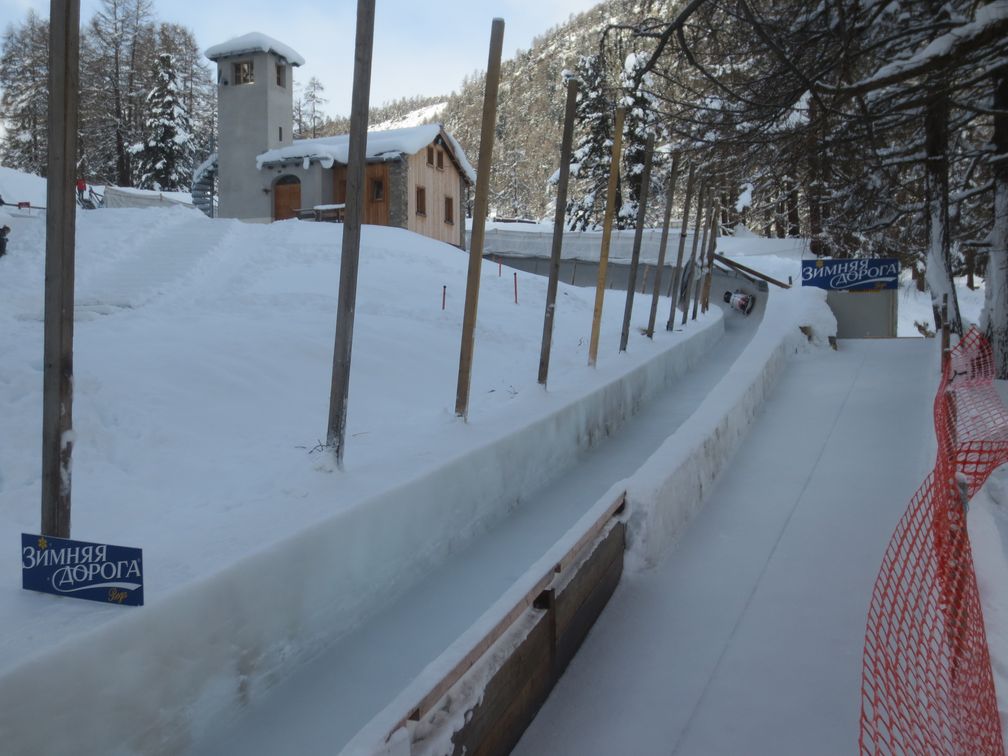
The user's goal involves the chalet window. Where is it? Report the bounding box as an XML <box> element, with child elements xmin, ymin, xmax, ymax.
<box><xmin>276</xmin><ymin>63</ymin><xmax>286</xmax><ymax>88</ymax></box>
<box><xmin>436</xmin><ymin>150</ymin><xmax>444</xmax><ymax>170</ymax></box>
<box><xmin>233</xmin><ymin>60</ymin><xmax>254</xmax><ymax>85</ymax></box>
<box><xmin>426</xmin><ymin>146</ymin><xmax>434</xmax><ymax>166</ymax></box>
<box><xmin>444</xmin><ymin>196</ymin><xmax>454</xmax><ymax>225</ymax></box>
<box><xmin>372</xmin><ymin>179</ymin><xmax>385</xmax><ymax>202</ymax></box>
<box><xmin>416</xmin><ymin>186</ymin><xmax>426</xmax><ymax>216</ymax></box>
<box><xmin>278</xmin><ymin>126</ymin><xmax>283</xmax><ymax>141</ymax></box>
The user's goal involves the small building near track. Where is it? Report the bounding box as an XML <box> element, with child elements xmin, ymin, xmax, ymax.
<box><xmin>205</xmin><ymin>32</ymin><xmax>473</xmax><ymax>248</ymax></box>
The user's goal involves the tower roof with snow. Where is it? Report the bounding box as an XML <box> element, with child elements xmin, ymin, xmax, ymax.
<box><xmin>205</xmin><ymin>33</ymin><xmax>305</xmax><ymax>66</ymax></box>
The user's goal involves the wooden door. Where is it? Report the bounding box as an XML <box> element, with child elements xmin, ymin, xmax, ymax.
<box><xmin>274</xmin><ymin>178</ymin><xmax>301</xmax><ymax>220</ymax></box>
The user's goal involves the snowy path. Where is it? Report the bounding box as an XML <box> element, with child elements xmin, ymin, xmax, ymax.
<box><xmin>188</xmin><ymin>306</ymin><xmax>761</xmax><ymax>755</ymax></box>
<box><xmin>74</xmin><ymin>213</ymin><xmax>235</xmax><ymax>312</ymax></box>
<box><xmin>513</xmin><ymin>338</ymin><xmax>937</xmax><ymax>756</ymax></box>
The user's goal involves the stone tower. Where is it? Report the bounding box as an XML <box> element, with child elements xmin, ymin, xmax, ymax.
<box><xmin>206</xmin><ymin>33</ymin><xmax>303</xmax><ymax>221</ymax></box>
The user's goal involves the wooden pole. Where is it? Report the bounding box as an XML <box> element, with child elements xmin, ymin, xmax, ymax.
<box><xmin>620</xmin><ymin>132</ymin><xmax>655</xmax><ymax>352</ymax></box>
<box><xmin>681</xmin><ymin>183</ymin><xmax>707</xmax><ymax>327</ymax></box>
<box><xmin>700</xmin><ymin>197</ymin><xmax>720</xmax><ymax>314</ymax></box>
<box><xmin>41</xmin><ymin>0</ymin><xmax>81</xmax><ymax>538</ymax></box>
<box><xmin>691</xmin><ymin>191</ymin><xmax>713</xmax><ymax>321</ymax></box>
<box><xmin>588</xmin><ymin>106</ymin><xmax>625</xmax><ymax>367</ymax></box>
<box><xmin>455</xmin><ymin>18</ymin><xmax>505</xmax><ymax>418</ymax></box>
<box><xmin>538</xmin><ymin>78</ymin><xmax>578</xmax><ymax>386</ymax></box>
<box><xmin>648</xmin><ymin>152</ymin><xmax>680</xmax><ymax>337</ymax></box>
<box><xmin>666</xmin><ymin>164</ymin><xmax>694</xmax><ymax>330</ymax></box>
<box><xmin>327</xmin><ymin>0</ymin><xmax>375</xmax><ymax>466</ymax></box>
<box><xmin>713</xmin><ymin>253</ymin><xmax>791</xmax><ymax>289</ymax></box>
<box><xmin>941</xmin><ymin>293</ymin><xmax>950</xmax><ymax>370</ymax></box>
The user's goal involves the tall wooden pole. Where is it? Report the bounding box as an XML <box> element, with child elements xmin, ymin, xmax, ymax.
<box><xmin>588</xmin><ymin>106</ymin><xmax>625</xmax><ymax>367</ymax></box>
<box><xmin>620</xmin><ymin>133</ymin><xmax>655</xmax><ymax>352</ymax></box>
<box><xmin>700</xmin><ymin>198</ymin><xmax>721</xmax><ymax>313</ymax></box>
<box><xmin>41</xmin><ymin>0</ymin><xmax>81</xmax><ymax>538</ymax></box>
<box><xmin>681</xmin><ymin>182</ymin><xmax>707</xmax><ymax>327</ymax></box>
<box><xmin>692</xmin><ymin>190</ymin><xmax>714</xmax><ymax>321</ymax></box>
<box><xmin>667</xmin><ymin>164</ymin><xmax>695</xmax><ymax>331</ymax></box>
<box><xmin>538</xmin><ymin>77</ymin><xmax>578</xmax><ymax>386</ymax></box>
<box><xmin>455</xmin><ymin>18</ymin><xmax>505</xmax><ymax>418</ymax></box>
<box><xmin>647</xmin><ymin>152</ymin><xmax>679</xmax><ymax>338</ymax></box>
<box><xmin>327</xmin><ymin>0</ymin><xmax>375</xmax><ymax>466</ymax></box>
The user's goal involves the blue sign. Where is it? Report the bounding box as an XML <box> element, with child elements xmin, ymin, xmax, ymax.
<box><xmin>21</xmin><ymin>533</ymin><xmax>144</xmax><ymax>606</ymax></box>
<box><xmin>801</xmin><ymin>258</ymin><xmax>900</xmax><ymax>291</ymax></box>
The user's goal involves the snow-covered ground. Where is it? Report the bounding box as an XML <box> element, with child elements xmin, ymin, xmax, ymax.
<box><xmin>515</xmin><ymin>338</ymin><xmax>938</xmax><ymax>755</ymax></box>
<box><xmin>0</xmin><ymin>168</ymin><xmax>999</xmax><ymax>754</ymax></box>
<box><xmin>0</xmin><ymin>197</ymin><xmax>739</xmax><ymax>754</ymax></box>
<box><xmin>970</xmin><ymin>464</ymin><xmax>1008</xmax><ymax>735</ymax></box>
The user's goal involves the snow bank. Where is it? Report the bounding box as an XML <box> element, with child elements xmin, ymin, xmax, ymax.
<box><xmin>968</xmin><ymin>464</ymin><xmax>1008</xmax><ymax>739</ymax></box>
<box><xmin>0</xmin><ymin>198</ymin><xmax>724</xmax><ymax>754</ymax></box>
<box><xmin>0</xmin><ymin>165</ymin><xmax>47</xmax><ymax>209</ymax></box>
<box><xmin>622</xmin><ymin>287</ymin><xmax>836</xmax><ymax>568</ymax></box>
<box><xmin>0</xmin><ymin>315</ymin><xmax>722</xmax><ymax>756</ymax></box>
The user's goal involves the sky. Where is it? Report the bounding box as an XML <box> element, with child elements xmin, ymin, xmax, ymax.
<box><xmin>0</xmin><ymin>0</ymin><xmax>602</xmax><ymax>115</ymax></box>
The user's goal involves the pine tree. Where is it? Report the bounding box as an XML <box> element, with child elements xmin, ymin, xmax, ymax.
<box><xmin>619</xmin><ymin>52</ymin><xmax>667</xmax><ymax>228</ymax></box>
<box><xmin>0</xmin><ymin>12</ymin><xmax>50</xmax><ymax>176</ymax></box>
<box><xmin>565</xmin><ymin>55</ymin><xmax>620</xmax><ymax>231</ymax></box>
<box><xmin>137</xmin><ymin>53</ymin><xmax>194</xmax><ymax>190</ymax></box>
<box><xmin>303</xmin><ymin>77</ymin><xmax>327</xmax><ymax>138</ymax></box>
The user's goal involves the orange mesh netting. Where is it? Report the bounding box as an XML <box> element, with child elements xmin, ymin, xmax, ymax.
<box><xmin>860</xmin><ymin>327</ymin><xmax>1008</xmax><ymax>755</ymax></box>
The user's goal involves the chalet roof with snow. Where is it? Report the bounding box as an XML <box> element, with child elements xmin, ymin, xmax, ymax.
<box><xmin>205</xmin><ymin>33</ymin><xmax>305</xmax><ymax>67</ymax></box>
<box><xmin>256</xmin><ymin>124</ymin><xmax>476</xmax><ymax>183</ymax></box>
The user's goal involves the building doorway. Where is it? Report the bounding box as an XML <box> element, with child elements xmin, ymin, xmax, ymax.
<box><xmin>273</xmin><ymin>175</ymin><xmax>301</xmax><ymax>221</ymax></box>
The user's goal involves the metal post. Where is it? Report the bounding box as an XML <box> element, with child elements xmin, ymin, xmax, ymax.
<box><xmin>327</xmin><ymin>0</ymin><xmax>375</xmax><ymax>466</ymax></box>
<box><xmin>666</xmin><ymin>164</ymin><xmax>695</xmax><ymax>331</ymax></box>
<box><xmin>647</xmin><ymin>152</ymin><xmax>679</xmax><ymax>338</ymax></box>
<box><xmin>538</xmin><ymin>78</ymin><xmax>578</xmax><ymax>386</ymax></box>
<box><xmin>620</xmin><ymin>133</ymin><xmax>655</xmax><ymax>352</ymax></box>
<box><xmin>41</xmin><ymin>0</ymin><xmax>81</xmax><ymax>538</ymax></box>
<box><xmin>588</xmin><ymin>106</ymin><xmax>625</xmax><ymax>367</ymax></box>
<box><xmin>455</xmin><ymin>18</ymin><xmax>505</xmax><ymax>418</ymax></box>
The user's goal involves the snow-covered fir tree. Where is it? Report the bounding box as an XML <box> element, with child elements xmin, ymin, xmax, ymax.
<box><xmin>136</xmin><ymin>53</ymin><xmax>194</xmax><ymax>191</ymax></box>
<box><xmin>565</xmin><ymin>55</ymin><xmax>620</xmax><ymax>231</ymax></box>
<box><xmin>0</xmin><ymin>11</ymin><xmax>50</xmax><ymax>177</ymax></box>
<box><xmin>619</xmin><ymin>52</ymin><xmax>667</xmax><ymax>228</ymax></box>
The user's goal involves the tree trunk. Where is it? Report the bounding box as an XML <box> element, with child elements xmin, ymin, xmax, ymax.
<box><xmin>923</xmin><ymin>78</ymin><xmax>963</xmax><ymax>336</ymax></box>
<box><xmin>983</xmin><ymin>64</ymin><xmax>1008</xmax><ymax>377</ymax></box>
<box><xmin>786</xmin><ymin>178</ymin><xmax>800</xmax><ymax>237</ymax></box>
<box><xmin>807</xmin><ymin>100</ymin><xmax>824</xmax><ymax>255</ymax></box>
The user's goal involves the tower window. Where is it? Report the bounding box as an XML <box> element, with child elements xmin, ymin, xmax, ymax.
<box><xmin>276</xmin><ymin>63</ymin><xmax>286</xmax><ymax>88</ymax></box>
<box><xmin>372</xmin><ymin>179</ymin><xmax>385</xmax><ymax>202</ymax></box>
<box><xmin>233</xmin><ymin>60</ymin><xmax>254</xmax><ymax>85</ymax></box>
<box><xmin>279</xmin><ymin>126</ymin><xmax>283</xmax><ymax>141</ymax></box>
<box><xmin>426</xmin><ymin>146</ymin><xmax>434</xmax><ymax>166</ymax></box>
<box><xmin>436</xmin><ymin>150</ymin><xmax>444</xmax><ymax>170</ymax></box>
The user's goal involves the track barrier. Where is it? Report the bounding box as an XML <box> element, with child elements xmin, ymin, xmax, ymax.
<box><xmin>860</xmin><ymin>327</ymin><xmax>1008</xmax><ymax>754</ymax></box>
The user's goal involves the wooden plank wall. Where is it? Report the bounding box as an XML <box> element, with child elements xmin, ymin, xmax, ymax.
<box><xmin>406</xmin><ymin>147</ymin><xmax>462</xmax><ymax>246</ymax></box>
<box><xmin>447</xmin><ymin>521</ymin><xmax>626</xmax><ymax>756</ymax></box>
<box><xmin>332</xmin><ymin>163</ymin><xmax>390</xmax><ymax>226</ymax></box>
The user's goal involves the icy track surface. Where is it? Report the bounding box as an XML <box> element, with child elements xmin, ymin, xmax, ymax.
<box><xmin>514</xmin><ymin>338</ymin><xmax>938</xmax><ymax>756</ymax></box>
<box><xmin>188</xmin><ymin>300</ymin><xmax>761</xmax><ymax>754</ymax></box>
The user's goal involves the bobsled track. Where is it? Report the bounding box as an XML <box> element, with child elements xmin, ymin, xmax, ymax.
<box><xmin>189</xmin><ymin>266</ymin><xmax>767</xmax><ymax>755</ymax></box>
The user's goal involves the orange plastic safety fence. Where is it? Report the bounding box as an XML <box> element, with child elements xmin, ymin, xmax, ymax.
<box><xmin>860</xmin><ymin>328</ymin><xmax>1008</xmax><ymax>755</ymax></box>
